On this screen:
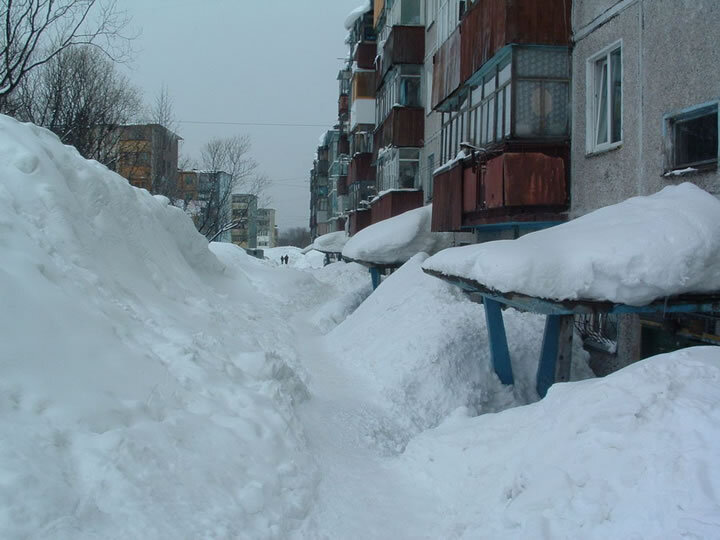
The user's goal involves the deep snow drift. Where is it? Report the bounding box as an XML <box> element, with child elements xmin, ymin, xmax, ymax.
<box><xmin>0</xmin><ymin>116</ymin><xmax>319</xmax><ymax>539</ymax></box>
<box><xmin>3</xmin><ymin>115</ymin><xmax>720</xmax><ymax>540</ymax></box>
<box><xmin>424</xmin><ymin>183</ymin><xmax>720</xmax><ymax>305</ymax></box>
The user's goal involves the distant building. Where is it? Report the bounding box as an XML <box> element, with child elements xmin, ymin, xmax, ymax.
<box><xmin>178</xmin><ymin>170</ymin><xmax>233</xmax><ymax>242</ymax></box>
<box><xmin>256</xmin><ymin>208</ymin><xmax>276</xmax><ymax>248</ymax></box>
<box><xmin>231</xmin><ymin>194</ymin><xmax>258</xmax><ymax>249</ymax></box>
<box><xmin>115</xmin><ymin>124</ymin><xmax>181</xmax><ymax>192</ymax></box>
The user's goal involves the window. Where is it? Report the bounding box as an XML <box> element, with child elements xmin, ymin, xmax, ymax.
<box><xmin>426</xmin><ymin>153</ymin><xmax>435</xmax><ymax>200</ymax></box>
<box><xmin>665</xmin><ymin>102</ymin><xmax>719</xmax><ymax>171</ymax></box>
<box><xmin>587</xmin><ymin>42</ymin><xmax>622</xmax><ymax>153</ymax></box>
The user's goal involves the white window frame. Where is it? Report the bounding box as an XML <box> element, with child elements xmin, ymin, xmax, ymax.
<box><xmin>585</xmin><ymin>40</ymin><xmax>623</xmax><ymax>155</ymax></box>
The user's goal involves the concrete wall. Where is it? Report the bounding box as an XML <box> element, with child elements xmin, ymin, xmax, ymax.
<box><xmin>420</xmin><ymin>12</ymin><xmax>443</xmax><ymax>203</ymax></box>
<box><xmin>571</xmin><ymin>0</ymin><xmax>720</xmax><ymax>218</ymax></box>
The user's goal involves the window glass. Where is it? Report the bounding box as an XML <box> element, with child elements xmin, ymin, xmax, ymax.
<box><xmin>516</xmin><ymin>48</ymin><xmax>569</xmax><ymax>78</ymax></box>
<box><xmin>610</xmin><ymin>48</ymin><xmax>622</xmax><ymax>143</ymax></box>
<box><xmin>496</xmin><ymin>90</ymin><xmax>504</xmax><ymax>140</ymax></box>
<box><xmin>498</xmin><ymin>59</ymin><xmax>512</xmax><ymax>87</ymax></box>
<box><xmin>483</xmin><ymin>74</ymin><xmax>495</xmax><ymax>99</ymax></box>
<box><xmin>401</xmin><ymin>0</ymin><xmax>422</xmax><ymax>24</ymax></box>
<box><xmin>671</xmin><ymin>107</ymin><xmax>718</xmax><ymax>168</ymax></box>
<box><xmin>515</xmin><ymin>81</ymin><xmax>542</xmax><ymax>137</ymax></box>
<box><xmin>399</xmin><ymin>159</ymin><xmax>419</xmax><ymax>188</ymax></box>
<box><xmin>487</xmin><ymin>96</ymin><xmax>495</xmax><ymax>142</ymax></box>
<box><xmin>545</xmin><ymin>82</ymin><xmax>569</xmax><ymax>136</ymax></box>
<box><xmin>594</xmin><ymin>58</ymin><xmax>609</xmax><ymax>145</ymax></box>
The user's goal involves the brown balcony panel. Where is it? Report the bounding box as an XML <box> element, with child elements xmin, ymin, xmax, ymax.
<box><xmin>355</xmin><ymin>42</ymin><xmax>377</xmax><ymax>70</ymax></box>
<box><xmin>460</xmin><ymin>0</ymin><xmax>571</xmax><ymax>83</ymax></box>
<box><xmin>348</xmin><ymin>153</ymin><xmax>376</xmax><ymax>184</ymax></box>
<box><xmin>339</xmin><ymin>135</ymin><xmax>350</xmax><ymax>155</ymax></box>
<box><xmin>380</xmin><ymin>26</ymin><xmax>425</xmax><ymax>82</ymax></box>
<box><xmin>432</xmin><ymin>27</ymin><xmax>461</xmax><ymax>109</ymax></box>
<box><xmin>338</xmin><ymin>94</ymin><xmax>349</xmax><ymax>116</ymax></box>
<box><xmin>377</xmin><ymin>107</ymin><xmax>424</xmax><ymax>148</ymax></box>
<box><xmin>431</xmin><ymin>164</ymin><xmax>463</xmax><ymax>232</ymax></box>
<box><xmin>338</xmin><ymin>175</ymin><xmax>349</xmax><ymax>196</ymax></box>
<box><xmin>349</xmin><ymin>209</ymin><xmax>372</xmax><ymax>235</ymax></box>
<box><xmin>371</xmin><ymin>190</ymin><xmax>423</xmax><ymax>224</ymax></box>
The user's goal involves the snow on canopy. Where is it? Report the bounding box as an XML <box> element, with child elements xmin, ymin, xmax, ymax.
<box><xmin>311</xmin><ymin>230</ymin><xmax>348</xmax><ymax>253</ymax></box>
<box><xmin>424</xmin><ymin>183</ymin><xmax>720</xmax><ymax>305</ymax></box>
<box><xmin>0</xmin><ymin>115</ymin><xmax>316</xmax><ymax>537</ymax></box>
<box><xmin>400</xmin><ymin>346</ymin><xmax>720</xmax><ymax>539</ymax></box>
<box><xmin>344</xmin><ymin>0</ymin><xmax>371</xmax><ymax>30</ymax></box>
<box><xmin>343</xmin><ymin>204</ymin><xmax>454</xmax><ymax>265</ymax></box>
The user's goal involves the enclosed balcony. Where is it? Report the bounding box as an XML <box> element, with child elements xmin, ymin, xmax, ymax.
<box><xmin>354</xmin><ymin>42</ymin><xmax>376</xmax><ymax>70</ymax></box>
<box><xmin>348</xmin><ymin>153</ymin><xmax>376</xmax><ymax>184</ymax></box>
<box><xmin>377</xmin><ymin>25</ymin><xmax>424</xmax><ymax>86</ymax></box>
<box><xmin>375</xmin><ymin>106</ymin><xmax>424</xmax><ymax>149</ymax></box>
<box><xmin>370</xmin><ymin>189</ymin><xmax>423</xmax><ymax>224</ymax></box>
<box><xmin>432</xmin><ymin>0</ymin><xmax>571</xmax><ymax>110</ymax></box>
<box><xmin>432</xmin><ymin>148</ymin><xmax>568</xmax><ymax>233</ymax></box>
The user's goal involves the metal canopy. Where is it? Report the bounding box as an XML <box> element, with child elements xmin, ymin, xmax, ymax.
<box><xmin>423</xmin><ymin>268</ymin><xmax>720</xmax><ymax>397</ymax></box>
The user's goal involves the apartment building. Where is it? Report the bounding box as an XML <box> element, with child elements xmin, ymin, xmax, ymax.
<box><xmin>115</xmin><ymin>124</ymin><xmax>180</xmax><ymax>193</ymax></box>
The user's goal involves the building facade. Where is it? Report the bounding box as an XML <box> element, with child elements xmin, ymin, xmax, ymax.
<box><xmin>256</xmin><ymin>208</ymin><xmax>277</xmax><ymax>248</ymax></box>
<box><xmin>231</xmin><ymin>193</ymin><xmax>258</xmax><ymax>249</ymax></box>
<box><xmin>571</xmin><ymin>0</ymin><xmax>720</xmax><ymax>366</ymax></box>
<box><xmin>115</xmin><ymin>124</ymin><xmax>180</xmax><ymax>193</ymax></box>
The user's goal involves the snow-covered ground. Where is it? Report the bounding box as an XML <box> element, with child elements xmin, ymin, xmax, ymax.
<box><xmin>2</xmin><ymin>116</ymin><xmax>720</xmax><ymax>539</ymax></box>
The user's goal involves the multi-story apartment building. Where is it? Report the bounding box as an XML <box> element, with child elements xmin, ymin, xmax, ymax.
<box><xmin>429</xmin><ymin>0</ymin><xmax>572</xmax><ymax>242</ymax></box>
<box><xmin>310</xmin><ymin>130</ymin><xmax>336</xmax><ymax>238</ymax></box>
<box><xmin>345</xmin><ymin>5</ymin><xmax>378</xmax><ymax>235</ymax></box>
<box><xmin>178</xmin><ymin>170</ymin><xmax>234</xmax><ymax>242</ymax></box>
<box><xmin>370</xmin><ymin>0</ymin><xmax>427</xmax><ymax>224</ymax></box>
<box><xmin>115</xmin><ymin>124</ymin><xmax>180</xmax><ymax>193</ymax></box>
<box><xmin>230</xmin><ymin>193</ymin><xmax>258</xmax><ymax>249</ymax></box>
<box><xmin>256</xmin><ymin>208</ymin><xmax>277</xmax><ymax>248</ymax></box>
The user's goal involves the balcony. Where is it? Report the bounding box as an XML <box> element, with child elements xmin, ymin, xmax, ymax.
<box><xmin>355</xmin><ymin>42</ymin><xmax>376</xmax><ymax>70</ymax></box>
<box><xmin>339</xmin><ymin>94</ymin><xmax>349</xmax><ymax>117</ymax></box>
<box><xmin>370</xmin><ymin>189</ymin><xmax>423</xmax><ymax>224</ymax></box>
<box><xmin>431</xmin><ymin>147</ymin><xmax>568</xmax><ymax>232</ymax></box>
<box><xmin>349</xmin><ymin>208</ymin><xmax>372</xmax><ymax>235</ymax></box>
<box><xmin>432</xmin><ymin>0</ymin><xmax>571</xmax><ymax>111</ymax></box>
<box><xmin>348</xmin><ymin>153</ymin><xmax>376</xmax><ymax>184</ymax></box>
<box><xmin>375</xmin><ymin>106</ymin><xmax>424</xmax><ymax>149</ymax></box>
<box><xmin>377</xmin><ymin>25</ymin><xmax>425</xmax><ymax>86</ymax></box>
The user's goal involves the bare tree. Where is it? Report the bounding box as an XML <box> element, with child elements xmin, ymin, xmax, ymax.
<box><xmin>0</xmin><ymin>0</ymin><xmax>135</xmax><ymax>109</ymax></box>
<box><xmin>11</xmin><ymin>44</ymin><xmax>141</xmax><ymax>164</ymax></box>
<box><xmin>278</xmin><ymin>227</ymin><xmax>312</xmax><ymax>248</ymax></box>
<box><xmin>193</xmin><ymin>135</ymin><xmax>270</xmax><ymax>242</ymax></box>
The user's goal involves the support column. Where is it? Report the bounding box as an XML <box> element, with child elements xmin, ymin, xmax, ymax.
<box><xmin>536</xmin><ymin>314</ymin><xmax>574</xmax><ymax>397</ymax></box>
<box><xmin>369</xmin><ymin>267</ymin><xmax>381</xmax><ymax>290</ymax></box>
<box><xmin>483</xmin><ymin>297</ymin><xmax>514</xmax><ymax>385</ymax></box>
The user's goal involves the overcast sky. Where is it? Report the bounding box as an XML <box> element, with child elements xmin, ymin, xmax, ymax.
<box><xmin>120</xmin><ymin>0</ymin><xmax>363</xmax><ymax>231</ymax></box>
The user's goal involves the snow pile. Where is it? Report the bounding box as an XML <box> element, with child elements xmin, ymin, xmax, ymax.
<box><xmin>308</xmin><ymin>262</ymin><xmax>373</xmax><ymax>333</ymax></box>
<box><xmin>0</xmin><ymin>116</ymin><xmax>316</xmax><ymax>538</ymax></box>
<box><xmin>293</xmin><ymin>249</ymin><xmax>326</xmax><ymax>270</ymax></box>
<box><xmin>424</xmin><ymin>183</ymin><xmax>720</xmax><ymax>305</ymax></box>
<box><xmin>311</xmin><ymin>231</ymin><xmax>348</xmax><ymax>254</ymax></box>
<box><xmin>401</xmin><ymin>346</ymin><xmax>720</xmax><ymax>539</ymax></box>
<box><xmin>344</xmin><ymin>0</ymin><xmax>371</xmax><ymax>30</ymax></box>
<box><xmin>343</xmin><ymin>205</ymin><xmax>454</xmax><ymax>265</ymax></box>
<box><xmin>327</xmin><ymin>254</ymin><xmax>591</xmax><ymax>449</ymax></box>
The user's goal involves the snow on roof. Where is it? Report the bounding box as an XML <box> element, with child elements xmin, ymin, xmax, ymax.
<box><xmin>343</xmin><ymin>204</ymin><xmax>454</xmax><ymax>265</ymax></box>
<box><xmin>344</xmin><ymin>0</ymin><xmax>371</xmax><ymax>30</ymax></box>
<box><xmin>424</xmin><ymin>183</ymin><xmax>720</xmax><ymax>306</ymax></box>
<box><xmin>312</xmin><ymin>231</ymin><xmax>349</xmax><ymax>254</ymax></box>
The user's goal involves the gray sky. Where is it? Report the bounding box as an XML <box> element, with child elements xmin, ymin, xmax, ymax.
<box><xmin>120</xmin><ymin>0</ymin><xmax>363</xmax><ymax>231</ymax></box>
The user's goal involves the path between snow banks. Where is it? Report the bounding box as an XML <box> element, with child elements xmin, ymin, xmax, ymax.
<box><xmin>290</xmin><ymin>317</ymin><xmax>440</xmax><ymax>539</ymax></box>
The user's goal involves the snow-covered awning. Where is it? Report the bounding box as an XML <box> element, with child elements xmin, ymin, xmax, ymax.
<box><xmin>344</xmin><ymin>1</ymin><xmax>371</xmax><ymax>30</ymax></box>
<box><xmin>423</xmin><ymin>183</ymin><xmax>720</xmax><ymax>306</ymax></box>
<box><xmin>343</xmin><ymin>205</ymin><xmax>454</xmax><ymax>266</ymax></box>
<box><xmin>311</xmin><ymin>231</ymin><xmax>349</xmax><ymax>254</ymax></box>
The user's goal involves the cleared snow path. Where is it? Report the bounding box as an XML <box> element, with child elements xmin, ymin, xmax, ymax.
<box><xmin>291</xmin><ymin>319</ymin><xmax>441</xmax><ymax>539</ymax></box>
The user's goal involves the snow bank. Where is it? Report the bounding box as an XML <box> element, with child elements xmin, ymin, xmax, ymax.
<box><xmin>327</xmin><ymin>254</ymin><xmax>591</xmax><ymax>450</ymax></box>
<box><xmin>308</xmin><ymin>262</ymin><xmax>373</xmax><ymax>333</ymax></box>
<box><xmin>424</xmin><ymin>183</ymin><xmax>720</xmax><ymax>305</ymax></box>
<box><xmin>401</xmin><ymin>346</ymin><xmax>720</xmax><ymax>539</ymax></box>
<box><xmin>343</xmin><ymin>205</ymin><xmax>454</xmax><ymax>265</ymax></box>
<box><xmin>0</xmin><ymin>116</ymin><xmax>315</xmax><ymax>538</ymax></box>
<box><xmin>344</xmin><ymin>0</ymin><xmax>370</xmax><ymax>30</ymax></box>
<box><xmin>311</xmin><ymin>231</ymin><xmax>348</xmax><ymax>254</ymax></box>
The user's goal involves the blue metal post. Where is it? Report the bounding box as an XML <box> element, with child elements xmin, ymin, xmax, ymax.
<box><xmin>483</xmin><ymin>297</ymin><xmax>514</xmax><ymax>385</ymax></box>
<box><xmin>536</xmin><ymin>314</ymin><xmax>573</xmax><ymax>397</ymax></box>
<box><xmin>369</xmin><ymin>267</ymin><xmax>381</xmax><ymax>290</ymax></box>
